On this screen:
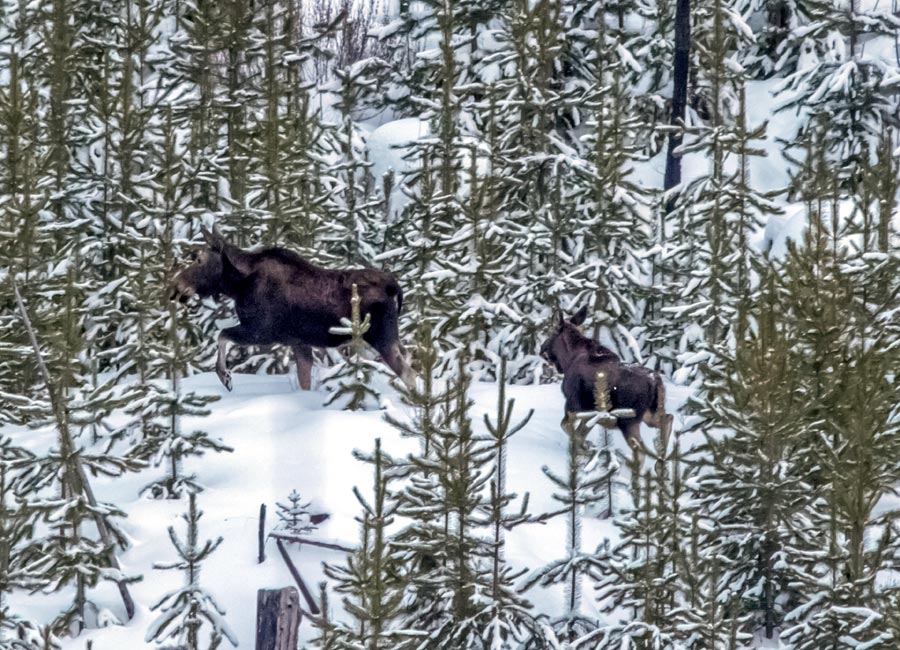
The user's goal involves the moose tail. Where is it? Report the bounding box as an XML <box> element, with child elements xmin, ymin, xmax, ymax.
<box><xmin>386</xmin><ymin>278</ymin><xmax>403</xmax><ymax>315</ymax></box>
<box><xmin>643</xmin><ymin>373</ymin><xmax>669</xmax><ymax>429</ymax></box>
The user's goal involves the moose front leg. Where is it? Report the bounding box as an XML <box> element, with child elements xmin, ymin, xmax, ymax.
<box><xmin>216</xmin><ymin>331</ymin><xmax>234</xmax><ymax>391</ymax></box>
<box><xmin>291</xmin><ymin>344</ymin><xmax>314</xmax><ymax>391</ymax></box>
<box><xmin>217</xmin><ymin>325</ymin><xmax>265</xmax><ymax>392</ymax></box>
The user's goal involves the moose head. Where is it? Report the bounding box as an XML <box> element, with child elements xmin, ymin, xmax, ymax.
<box><xmin>540</xmin><ymin>306</ymin><xmax>590</xmax><ymax>374</ymax></box>
<box><xmin>169</xmin><ymin>226</ymin><xmax>229</xmax><ymax>303</ymax></box>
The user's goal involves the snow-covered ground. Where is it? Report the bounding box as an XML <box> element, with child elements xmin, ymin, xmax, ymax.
<box><xmin>6</xmin><ymin>372</ymin><xmax>693</xmax><ymax>648</ymax></box>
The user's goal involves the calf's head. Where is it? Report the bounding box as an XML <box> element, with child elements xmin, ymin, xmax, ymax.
<box><xmin>540</xmin><ymin>306</ymin><xmax>589</xmax><ymax>374</ymax></box>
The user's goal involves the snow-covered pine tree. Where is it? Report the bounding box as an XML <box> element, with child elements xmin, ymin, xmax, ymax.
<box><xmin>389</xmin><ymin>0</ymin><xmax>475</xmax><ymax>370</ymax></box>
<box><xmin>383</xmin><ymin>323</ymin><xmax>452</xmax><ymax>459</ymax></box>
<box><xmin>145</xmin><ymin>492</ymin><xmax>238</xmax><ymax>650</ymax></box>
<box><xmin>11</xmin><ymin>277</ymin><xmax>141</xmax><ymax>634</ymax></box>
<box><xmin>130</xmin><ymin>376</ymin><xmax>229</xmax><ymax>499</ymax></box>
<box><xmin>779</xmin><ymin>133</ymin><xmax>862</xmax><ymax>484</ymax></box>
<box><xmin>323</xmin><ymin>59</ymin><xmax>384</xmax><ymax>265</ymax></box>
<box><xmin>165</xmin><ymin>0</ymin><xmax>227</xmax><ymax>216</ymax></box>
<box><xmin>586</xmin><ymin>405</ymin><xmax>692</xmax><ymax>648</ymax></box>
<box><xmin>387</xmin><ymin>353</ymin><xmax>542</xmax><ymax>647</ymax></box>
<box><xmin>322</xmin><ymin>438</ymin><xmax>408</xmax><ymax>649</ymax></box>
<box><xmin>651</xmin><ymin>1</ymin><xmax>779</xmax><ymax>379</ymax></box>
<box><xmin>311</xmin><ymin>582</ymin><xmax>340</xmax><ymax>650</ymax></box>
<box><xmin>668</xmin><ymin>517</ymin><xmax>752</xmax><ymax>649</ymax></box>
<box><xmin>322</xmin><ymin>283</ymin><xmax>384</xmax><ymax>411</ymax></box>
<box><xmin>377</xmin><ymin>325</ymin><xmax>461</xmax><ymax>634</ymax></box>
<box><xmin>629</xmin><ymin>0</ymin><xmax>677</xmax><ymax>150</ymax></box>
<box><xmin>521</xmin><ymin>412</ymin><xmax>614</xmax><ymax>642</ymax></box>
<box><xmin>471</xmin><ymin>357</ymin><xmax>545</xmax><ymax>647</ymax></box>
<box><xmin>775</xmin><ymin>1</ymin><xmax>900</xmax><ymax>197</ymax></box>
<box><xmin>0</xmin><ymin>52</ymin><xmax>51</xmax><ymax>413</ymax></box>
<box><xmin>569</xmin><ymin>8</ymin><xmax>652</xmax><ymax>361</ymax></box>
<box><xmin>778</xmin><ymin>145</ymin><xmax>900</xmax><ymax>650</ymax></box>
<box><xmin>686</xmin><ymin>262</ymin><xmax>817</xmax><ymax>639</ymax></box>
<box><xmin>448</xmin><ymin>85</ymin><xmax>521</xmax><ymax>380</ymax></box>
<box><xmin>780</xmin><ymin>341</ymin><xmax>900</xmax><ymax>649</ymax></box>
<box><xmin>391</xmin><ymin>364</ymin><xmax>494</xmax><ymax>645</ymax></box>
<box><xmin>589</xmin><ymin>459</ymin><xmax>682</xmax><ymax>648</ymax></box>
<box><xmin>487</xmin><ymin>0</ymin><xmax>584</xmax><ymax>380</ymax></box>
<box><xmin>0</xmin><ymin>437</ymin><xmax>44</xmax><ymax>634</ymax></box>
<box><xmin>275</xmin><ymin>490</ymin><xmax>318</xmax><ymax>538</ymax></box>
<box><xmin>122</xmin><ymin>109</ymin><xmax>231</xmax><ymax>499</ymax></box>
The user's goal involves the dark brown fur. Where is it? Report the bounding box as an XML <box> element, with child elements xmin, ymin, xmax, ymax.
<box><xmin>540</xmin><ymin>307</ymin><xmax>667</xmax><ymax>441</ymax></box>
<box><xmin>171</xmin><ymin>227</ymin><xmax>414</xmax><ymax>391</ymax></box>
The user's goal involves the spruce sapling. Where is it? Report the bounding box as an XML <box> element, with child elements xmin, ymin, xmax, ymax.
<box><xmin>323</xmin><ymin>283</ymin><xmax>383</xmax><ymax>410</ymax></box>
<box><xmin>145</xmin><ymin>493</ymin><xmax>237</xmax><ymax>650</ymax></box>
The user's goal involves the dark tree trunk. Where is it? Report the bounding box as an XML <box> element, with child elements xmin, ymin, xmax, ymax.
<box><xmin>664</xmin><ymin>0</ymin><xmax>691</xmax><ymax>213</ymax></box>
<box><xmin>255</xmin><ymin>588</ymin><xmax>301</xmax><ymax>650</ymax></box>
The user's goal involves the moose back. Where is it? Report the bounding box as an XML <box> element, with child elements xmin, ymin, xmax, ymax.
<box><xmin>171</xmin><ymin>227</ymin><xmax>415</xmax><ymax>391</ymax></box>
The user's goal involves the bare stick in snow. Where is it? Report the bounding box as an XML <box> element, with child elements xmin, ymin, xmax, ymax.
<box><xmin>259</xmin><ymin>503</ymin><xmax>267</xmax><ymax>564</ymax></box>
<box><xmin>275</xmin><ymin>539</ymin><xmax>321</xmax><ymax>615</ymax></box>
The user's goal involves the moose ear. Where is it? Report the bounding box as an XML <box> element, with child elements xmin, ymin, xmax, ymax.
<box><xmin>201</xmin><ymin>224</ymin><xmax>225</xmax><ymax>252</ymax></box>
<box><xmin>570</xmin><ymin>305</ymin><xmax>589</xmax><ymax>327</ymax></box>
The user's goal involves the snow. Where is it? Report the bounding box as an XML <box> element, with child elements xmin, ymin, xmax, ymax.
<box><xmin>365</xmin><ymin>117</ymin><xmax>430</xmax><ymax>212</ymax></box>
<box><xmin>4</xmin><ymin>372</ymin><xmax>693</xmax><ymax>649</ymax></box>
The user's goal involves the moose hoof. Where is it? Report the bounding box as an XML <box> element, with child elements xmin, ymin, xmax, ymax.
<box><xmin>217</xmin><ymin>369</ymin><xmax>233</xmax><ymax>392</ymax></box>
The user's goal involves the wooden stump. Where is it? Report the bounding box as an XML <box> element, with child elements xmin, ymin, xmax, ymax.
<box><xmin>256</xmin><ymin>587</ymin><xmax>301</xmax><ymax>650</ymax></box>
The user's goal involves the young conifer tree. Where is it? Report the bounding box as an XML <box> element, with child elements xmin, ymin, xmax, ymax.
<box><xmin>0</xmin><ymin>437</ymin><xmax>44</xmax><ymax>635</ymax></box>
<box><xmin>588</xmin><ymin>405</ymin><xmax>687</xmax><ymax>649</ymax></box>
<box><xmin>325</xmin><ymin>60</ymin><xmax>383</xmax><ymax>266</ymax></box>
<box><xmin>778</xmin><ymin>154</ymin><xmax>900</xmax><ymax>649</ymax></box>
<box><xmin>570</xmin><ymin>8</ymin><xmax>651</xmax><ymax>360</ymax></box>
<box><xmin>125</xmin><ymin>110</ymin><xmax>232</xmax><ymax>499</ymax></box>
<box><xmin>0</xmin><ymin>52</ymin><xmax>52</xmax><ymax>407</ymax></box>
<box><xmin>322</xmin><ymin>439</ymin><xmax>408</xmax><ymax>649</ymax></box>
<box><xmin>687</xmin><ymin>262</ymin><xmax>817</xmax><ymax>639</ymax></box>
<box><xmin>275</xmin><ymin>490</ymin><xmax>320</xmax><ymax>538</ymax></box>
<box><xmin>651</xmin><ymin>1</ymin><xmax>778</xmax><ymax>378</ymax></box>
<box><xmin>322</xmin><ymin>284</ymin><xmax>384</xmax><ymax>411</ymax></box>
<box><xmin>447</xmin><ymin>358</ymin><xmax>544</xmax><ymax>647</ymax></box>
<box><xmin>12</xmin><ymin>281</ymin><xmax>140</xmax><ymax>633</ymax></box>
<box><xmin>145</xmin><ymin>492</ymin><xmax>238</xmax><ymax>650</ymax></box>
<box><xmin>591</xmin><ymin>462</ymin><xmax>681</xmax><ymax>648</ymax></box>
<box><xmin>521</xmin><ymin>414</ymin><xmax>614</xmax><ymax>641</ymax></box>
<box><xmin>775</xmin><ymin>1</ymin><xmax>900</xmax><ymax>197</ymax></box>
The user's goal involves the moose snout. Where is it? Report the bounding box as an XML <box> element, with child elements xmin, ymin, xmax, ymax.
<box><xmin>169</xmin><ymin>280</ymin><xmax>195</xmax><ymax>304</ymax></box>
<box><xmin>539</xmin><ymin>340</ymin><xmax>551</xmax><ymax>361</ymax></box>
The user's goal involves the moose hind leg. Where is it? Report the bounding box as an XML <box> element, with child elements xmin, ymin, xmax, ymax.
<box><xmin>292</xmin><ymin>344</ymin><xmax>314</xmax><ymax>391</ymax></box>
<box><xmin>619</xmin><ymin>418</ymin><xmax>645</xmax><ymax>459</ymax></box>
<box><xmin>379</xmin><ymin>341</ymin><xmax>416</xmax><ymax>390</ymax></box>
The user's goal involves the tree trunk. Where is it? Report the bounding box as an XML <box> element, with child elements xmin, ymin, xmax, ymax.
<box><xmin>255</xmin><ymin>587</ymin><xmax>301</xmax><ymax>650</ymax></box>
<box><xmin>664</xmin><ymin>0</ymin><xmax>691</xmax><ymax>213</ymax></box>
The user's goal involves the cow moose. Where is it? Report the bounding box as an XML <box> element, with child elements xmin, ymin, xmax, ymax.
<box><xmin>170</xmin><ymin>226</ymin><xmax>415</xmax><ymax>392</ymax></box>
<box><xmin>540</xmin><ymin>306</ymin><xmax>670</xmax><ymax>446</ymax></box>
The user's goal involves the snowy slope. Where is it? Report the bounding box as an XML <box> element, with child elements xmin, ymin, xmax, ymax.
<box><xmin>6</xmin><ymin>372</ymin><xmax>693</xmax><ymax>649</ymax></box>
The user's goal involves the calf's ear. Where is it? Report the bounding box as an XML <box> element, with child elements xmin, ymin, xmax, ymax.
<box><xmin>570</xmin><ymin>305</ymin><xmax>589</xmax><ymax>327</ymax></box>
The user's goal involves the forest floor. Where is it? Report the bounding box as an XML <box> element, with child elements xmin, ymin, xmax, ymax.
<box><xmin>7</xmin><ymin>370</ymin><xmax>697</xmax><ymax>649</ymax></box>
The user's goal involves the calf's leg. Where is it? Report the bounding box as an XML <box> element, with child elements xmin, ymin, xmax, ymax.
<box><xmin>292</xmin><ymin>344</ymin><xmax>314</xmax><ymax>391</ymax></box>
